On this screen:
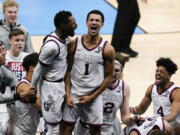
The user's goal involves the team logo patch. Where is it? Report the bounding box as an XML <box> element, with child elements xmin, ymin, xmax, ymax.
<box><xmin>164</xmin><ymin>91</ymin><xmax>170</xmax><ymax>97</ymax></box>
<box><xmin>44</xmin><ymin>95</ymin><xmax>55</xmax><ymax>112</ymax></box>
<box><xmin>95</xmin><ymin>47</ymin><xmax>103</xmax><ymax>53</ymax></box>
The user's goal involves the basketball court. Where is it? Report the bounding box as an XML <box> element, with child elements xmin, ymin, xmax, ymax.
<box><xmin>1</xmin><ymin>0</ymin><xmax>180</xmax><ymax>127</ymax></box>
<box><xmin>29</xmin><ymin>0</ymin><xmax>180</xmax><ymax>119</ymax></box>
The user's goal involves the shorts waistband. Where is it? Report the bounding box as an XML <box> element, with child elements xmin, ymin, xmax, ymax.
<box><xmin>42</xmin><ymin>76</ymin><xmax>64</xmax><ymax>82</ymax></box>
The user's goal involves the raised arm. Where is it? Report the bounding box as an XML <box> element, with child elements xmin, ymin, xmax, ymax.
<box><xmin>130</xmin><ymin>85</ymin><xmax>152</xmax><ymax>115</ymax></box>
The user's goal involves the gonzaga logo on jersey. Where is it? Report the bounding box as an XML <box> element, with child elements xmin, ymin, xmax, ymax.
<box><xmin>7</xmin><ymin>62</ymin><xmax>25</xmax><ymax>81</ymax></box>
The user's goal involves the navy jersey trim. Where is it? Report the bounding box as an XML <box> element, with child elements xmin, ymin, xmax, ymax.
<box><xmin>40</xmin><ymin>39</ymin><xmax>60</xmax><ymax>58</ymax></box>
<box><xmin>81</xmin><ymin>36</ymin><xmax>103</xmax><ymax>51</ymax></box>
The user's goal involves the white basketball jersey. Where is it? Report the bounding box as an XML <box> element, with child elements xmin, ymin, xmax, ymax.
<box><xmin>15</xmin><ymin>78</ymin><xmax>39</xmax><ymax>134</ymax></box>
<box><xmin>123</xmin><ymin>117</ymin><xmax>164</xmax><ymax>135</ymax></box>
<box><xmin>39</xmin><ymin>33</ymin><xmax>67</xmax><ymax>81</ymax></box>
<box><xmin>6</xmin><ymin>51</ymin><xmax>28</xmax><ymax>81</ymax></box>
<box><xmin>151</xmin><ymin>83</ymin><xmax>180</xmax><ymax>123</ymax></box>
<box><xmin>71</xmin><ymin>36</ymin><xmax>107</xmax><ymax>96</ymax></box>
<box><xmin>102</xmin><ymin>80</ymin><xmax>124</xmax><ymax>125</ymax></box>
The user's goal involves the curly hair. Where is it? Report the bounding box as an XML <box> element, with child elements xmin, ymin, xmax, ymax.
<box><xmin>156</xmin><ymin>57</ymin><xmax>178</xmax><ymax>75</ymax></box>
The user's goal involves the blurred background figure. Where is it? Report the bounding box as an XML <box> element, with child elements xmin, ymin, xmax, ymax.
<box><xmin>111</xmin><ymin>0</ymin><xmax>147</xmax><ymax>58</ymax></box>
<box><xmin>0</xmin><ymin>0</ymin><xmax>34</xmax><ymax>52</ymax></box>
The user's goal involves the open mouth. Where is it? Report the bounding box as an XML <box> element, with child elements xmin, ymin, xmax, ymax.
<box><xmin>90</xmin><ymin>26</ymin><xmax>98</xmax><ymax>31</ymax></box>
<box><xmin>155</xmin><ymin>76</ymin><xmax>161</xmax><ymax>83</ymax></box>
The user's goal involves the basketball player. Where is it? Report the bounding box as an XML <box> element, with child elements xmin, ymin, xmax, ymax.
<box><xmin>6</xmin><ymin>29</ymin><xmax>29</xmax><ymax>81</ymax></box>
<box><xmin>62</xmin><ymin>10</ymin><xmax>115</xmax><ymax>135</ymax></box>
<box><xmin>123</xmin><ymin>116</ymin><xmax>172</xmax><ymax>135</ymax></box>
<box><xmin>130</xmin><ymin>57</ymin><xmax>180</xmax><ymax>135</ymax></box>
<box><xmin>73</xmin><ymin>59</ymin><xmax>139</xmax><ymax>135</ymax></box>
<box><xmin>0</xmin><ymin>43</ymin><xmax>36</xmax><ymax>135</ymax></box>
<box><xmin>11</xmin><ymin>53</ymin><xmax>40</xmax><ymax>135</ymax></box>
<box><xmin>31</xmin><ymin>11</ymin><xmax>77</xmax><ymax>135</ymax></box>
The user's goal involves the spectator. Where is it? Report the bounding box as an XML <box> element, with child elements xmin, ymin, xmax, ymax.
<box><xmin>6</xmin><ymin>29</ymin><xmax>29</xmax><ymax>81</ymax></box>
<box><xmin>0</xmin><ymin>0</ymin><xmax>34</xmax><ymax>52</ymax></box>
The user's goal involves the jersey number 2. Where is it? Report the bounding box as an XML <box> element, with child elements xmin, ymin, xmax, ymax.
<box><xmin>103</xmin><ymin>102</ymin><xmax>114</xmax><ymax>113</ymax></box>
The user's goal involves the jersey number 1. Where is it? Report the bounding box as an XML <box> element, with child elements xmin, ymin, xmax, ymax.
<box><xmin>84</xmin><ymin>64</ymin><xmax>89</xmax><ymax>75</ymax></box>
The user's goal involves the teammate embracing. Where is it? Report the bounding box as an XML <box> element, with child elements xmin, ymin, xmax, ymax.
<box><xmin>31</xmin><ymin>10</ymin><xmax>77</xmax><ymax>135</ymax></box>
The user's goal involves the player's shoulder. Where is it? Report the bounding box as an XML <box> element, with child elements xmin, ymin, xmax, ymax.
<box><xmin>67</xmin><ymin>36</ymin><xmax>78</xmax><ymax>54</ymax></box>
<box><xmin>104</xmin><ymin>42</ymin><xmax>115</xmax><ymax>52</ymax></box>
<box><xmin>103</xmin><ymin>42</ymin><xmax>115</xmax><ymax>58</ymax></box>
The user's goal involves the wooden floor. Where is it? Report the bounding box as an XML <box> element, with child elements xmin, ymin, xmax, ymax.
<box><xmin>31</xmin><ymin>0</ymin><xmax>180</xmax><ymax>122</ymax></box>
<box><xmin>32</xmin><ymin>33</ymin><xmax>180</xmax><ymax>119</ymax></box>
<box><xmin>106</xmin><ymin>0</ymin><xmax>180</xmax><ymax>33</ymax></box>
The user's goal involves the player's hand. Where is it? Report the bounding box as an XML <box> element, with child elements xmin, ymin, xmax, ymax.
<box><xmin>20</xmin><ymin>87</ymin><xmax>37</xmax><ymax>100</ymax></box>
<box><xmin>79</xmin><ymin>96</ymin><xmax>92</xmax><ymax>104</ymax></box>
<box><xmin>66</xmin><ymin>96</ymin><xmax>75</xmax><ymax>107</ymax></box>
<box><xmin>129</xmin><ymin>107</ymin><xmax>139</xmax><ymax>115</ymax></box>
<box><xmin>124</xmin><ymin>116</ymin><xmax>144</xmax><ymax>126</ymax></box>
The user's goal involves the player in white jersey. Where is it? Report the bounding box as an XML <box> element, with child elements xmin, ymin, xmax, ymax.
<box><xmin>6</xmin><ymin>29</ymin><xmax>29</xmax><ymax>81</ymax></box>
<box><xmin>74</xmin><ymin>60</ymin><xmax>142</xmax><ymax>135</ymax></box>
<box><xmin>73</xmin><ymin>59</ymin><xmax>139</xmax><ymax>135</ymax></box>
<box><xmin>130</xmin><ymin>57</ymin><xmax>180</xmax><ymax>135</ymax></box>
<box><xmin>62</xmin><ymin>10</ymin><xmax>115</xmax><ymax>135</ymax></box>
<box><xmin>0</xmin><ymin>43</ymin><xmax>36</xmax><ymax>135</ymax></box>
<box><xmin>11</xmin><ymin>53</ymin><xmax>40</xmax><ymax>135</ymax></box>
<box><xmin>31</xmin><ymin>11</ymin><xmax>77</xmax><ymax>135</ymax></box>
<box><xmin>123</xmin><ymin>117</ymin><xmax>172</xmax><ymax>135</ymax></box>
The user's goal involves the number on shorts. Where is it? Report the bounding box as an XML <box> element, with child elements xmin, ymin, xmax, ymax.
<box><xmin>103</xmin><ymin>102</ymin><xmax>114</xmax><ymax>113</ymax></box>
<box><xmin>84</xmin><ymin>63</ymin><xmax>89</xmax><ymax>75</ymax></box>
<box><xmin>157</xmin><ymin>106</ymin><xmax>164</xmax><ymax>117</ymax></box>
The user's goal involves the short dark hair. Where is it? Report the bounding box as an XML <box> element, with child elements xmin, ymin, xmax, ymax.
<box><xmin>156</xmin><ymin>57</ymin><xmax>178</xmax><ymax>75</ymax></box>
<box><xmin>9</xmin><ymin>29</ymin><xmax>25</xmax><ymax>39</ymax></box>
<box><xmin>22</xmin><ymin>53</ymin><xmax>39</xmax><ymax>72</ymax></box>
<box><xmin>54</xmin><ymin>10</ymin><xmax>72</xmax><ymax>29</ymax></box>
<box><xmin>86</xmin><ymin>10</ymin><xmax>104</xmax><ymax>23</ymax></box>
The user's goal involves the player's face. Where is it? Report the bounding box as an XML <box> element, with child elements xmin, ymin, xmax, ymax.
<box><xmin>86</xmin><ymin>14</ymin><xmax>103</xmax><ymax>36</ymax></box>
<box><xmin>63</xmin><ymin>16</ymin><xmax>77</xmax><ymax>37</ymax></box>
<box><xmin>155</xmin><ymin>66</ymin><xmax>171</xmax><ymax>86</ymax></box>
<box><xmin>9</xmin><ymin>34</ymin><xmax>25</xmax><ymax>54</ymax></box>
<box><xmin>0</xmin><ymin>44</ymin><xmax>6</xmax><ymax>64</ymax></box>
<box><xmin>4</xmin><ymin>6</ymin><xmax>18</xmax><ymax>25</ymax></box>
<box><xmin>112</xmin><ymin>63</ymin><xmax>122</xmax><ymax>82</ymax></box>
